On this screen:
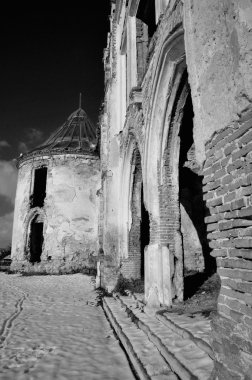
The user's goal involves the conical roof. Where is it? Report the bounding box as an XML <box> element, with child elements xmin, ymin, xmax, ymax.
<box><xmin>18</xmin><ymin>107</ymin><xmax>98</xmax><ymax>165</ymax></box>
<box><xmin>34</xmin><ymin>107</ymin><xmax>96</xmax><ymax>152</ymax></box>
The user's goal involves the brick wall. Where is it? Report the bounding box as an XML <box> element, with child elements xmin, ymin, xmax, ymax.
<box><xmin>203</xmin><ymin>111</ymin><xmax>252</xmax><ymax>379</ymax></box>
<box><xmin>121</xmin><ymin>150</ymin><xmax>142</xmax><ymax>279</ymax></box>
<box><xmin>136</xmin><ymin>18</ymin><xmax>148</xmax><ymax>86</ymax></box>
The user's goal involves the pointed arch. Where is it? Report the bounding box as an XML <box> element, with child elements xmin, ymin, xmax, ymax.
<box><xmin>143</xmin><ymin>29</ymin><xmax>186</xmax><ymax>222</ymax></box>
<box><xmin>119</xmin><ymin>133</ymin><xmax>139</xmax><ymax>259</ymax></box>
<box><xmin>24</xmin><ymin>208</ymin><xmax>47</xmax><ymax>262</ymax></box>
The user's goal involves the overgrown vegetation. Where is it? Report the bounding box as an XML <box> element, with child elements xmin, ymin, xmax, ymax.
<box><xmin>114</xmin><ymin>274</ymin><xmax>144</xmax><ymax>295</ymax></box>
<box><xmin>166</xmin><ymin>273</ymin><xmax>221</xmax><ymax>316</ymax></box>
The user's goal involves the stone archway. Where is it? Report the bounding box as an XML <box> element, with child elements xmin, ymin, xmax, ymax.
<box><xmin>29</xmin><ymin>216</ymin><xmax>44</xmax><ymax>263</ymax></box>
<box><xmin>143</xmin><ymin>24</ymin><xmax>215</xmax><ymax>305</ymax></box>
<box><xmin>161</xmin><ymin>69</ymin><xmax>215</xmax><ymax>301</ymax></box>
<box><xmin>143</xmin><ymin>30</ymin><xmax>187</xmax><ymax>305</ymax></box>
<box><xmin>120</xmin><ymin>136</ymin><xmax>149</xmax><ymax>280</ymax></box>
<box><xmin>24</xmin><ymin>208</ymin><xmax>46</xmax><ymax>263</ymax></box>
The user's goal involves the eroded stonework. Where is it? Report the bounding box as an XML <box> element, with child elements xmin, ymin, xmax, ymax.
<box><xmin>11</xmin><ymin>107</ymin><xmax>101</xmax><ymax>274</ymax></box>
<box><xmin>10</xmin><ymin>0</ymin><xmax>252</xmax><ymax>378</ymax></box>
<box><xmin>11</xmin><ymin>155</ymin><xmax>100</xmax><ymax>273</ymax></box>
<box><xmin>99</xmin><ymin>0</ymin><xmax>252</xmax><ymax>378</ymax></box>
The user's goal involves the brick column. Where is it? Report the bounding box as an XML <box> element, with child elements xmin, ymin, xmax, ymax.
<box><xmin>203</xmin><ymin>111</ymin><xmax>252</xmax><ymax>379</ymax></box>
<box><xmin>121</xmin><ymin>150</ymin><xmax>143</xmax><ymax>279</ymax></box>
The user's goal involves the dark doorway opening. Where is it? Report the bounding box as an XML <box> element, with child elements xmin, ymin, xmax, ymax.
<box><xmin>140</xmin><ymin>185</ymin><xmax>150</xmax><ymax>278</ymax></box>
<box><xmin>178</xmin><ymin>82</ymin><xmax>216</xmax><ymax>299</ymax></box>
<box><xmin>29</xmin><ymin>220</ymin><xmax>44</xmax><ymax>263</ymax></box>
<box><xmin>31</xmin><ymin>167</ymin><xmax>47</xmax><ymax>207</ymax></box>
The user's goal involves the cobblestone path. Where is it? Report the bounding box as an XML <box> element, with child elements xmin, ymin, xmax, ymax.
<box><xmin>0</xmin><ymin>273</ymin><xmax>135</xmax><ymax>380</ymax></box>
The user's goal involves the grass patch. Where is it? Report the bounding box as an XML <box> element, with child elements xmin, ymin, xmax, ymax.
<box><xmin>114</xmin><ymin>274</ymin><xmax>144</xmax><ymax>295</ymax></box>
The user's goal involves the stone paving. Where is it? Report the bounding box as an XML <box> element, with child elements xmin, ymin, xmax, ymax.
<box><xmin>104</xmin><ymin>295</ymin><xmax>215</xmax><ymax>380</ymax></box>
<box><xmin>103</xmin><ymin>297</ymin><xmax>178</xmax><ymax>380</ymax></box>
<box><xmin>0</xmin><ymin>273</ymin><xmax>135</xmax><ymax>380</ymax></box>
<box><xmin>156</xmin><ymin>311</ymin><xmax>213</xmax><ymax>358</ymax></box>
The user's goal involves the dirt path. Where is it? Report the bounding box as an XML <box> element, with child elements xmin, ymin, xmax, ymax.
<box><xmin>0</xmin><ymin>273</ymin><xmax>135</xmax><ymax>380</ymax></box>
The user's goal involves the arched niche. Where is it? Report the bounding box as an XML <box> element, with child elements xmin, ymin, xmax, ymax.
<box><xmin>143</xmin><ymin>30</ymin><xmax>186</xmax><ymax>223</ymax></box>
<box><xmin>119</xmin><ymin>128</ymin><xmax>150</xmax><ymax>279</ymax></box>
<box><xmin>24</xmin><ymin>208</ymin><xmax>47</xmax><ymax>263</ymax></box>
<box><xmin>143</xmin><ymin>29</ymin><xmax>191</xmax><ymax>305</ymax></box>
<box><xmin>119</xmin><ymin>133</ymin><xmax>139</xmax><ymax>259</ymax></box>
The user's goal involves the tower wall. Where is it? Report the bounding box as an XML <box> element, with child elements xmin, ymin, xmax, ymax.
<box><xmin>11</xmin><ymin>154</ymin><xmax>100</xmax><ymax>273</ymax></box>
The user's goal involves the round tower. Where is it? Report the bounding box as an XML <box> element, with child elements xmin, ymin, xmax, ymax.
<box><xmin>11</xmin><ymin>106</ymin><xmax>101</xmax><ymax>273</ymax></box>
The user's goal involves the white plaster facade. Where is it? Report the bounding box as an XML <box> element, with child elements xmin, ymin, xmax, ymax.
<box><xmin>11</xmin><ymin>108</ymin><xmax>101</xmax><ymax>273</ymax></box>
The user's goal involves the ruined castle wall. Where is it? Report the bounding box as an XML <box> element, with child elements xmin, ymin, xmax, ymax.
<box><xmin>202</xmin><ymin>112</ymin><xmax>252</xmax><ymax>378</ymax></box>
<box><xmin>183</xmin><ymin>1</ymin><xmax>252</xmax><ymax>377</ymax></box>
<box><xmin>11</xmin><ymin>154</ymin><xmax>100</xmax><ymax>273</ymax></box>
<box><xmin>11</xmin><ymin>161</ymin><xmax>33</xmax><ymax>261</ymax></box>
<box><xmin>140</xmin><ymin>0</ymin><xmax>185</xmax><ymax>306</ymax></box>
<box><xmin>120</xmin><ymin>149</ymin><xmax>143</xmax><ymax>279</ymax></box>
<box><xmin>100</xmin><ymin>2</ymin><xmax>129</xmax><ymax>288</ymax></box>
<box><xmin>184</xmin><ymin>0</ymin><xmax>252</xmax><ymax>165</ymax></box>
<box><xmin>101</xmin><ymin>0</ymin><xmax>252</xmax><ymax>375</ymax></box>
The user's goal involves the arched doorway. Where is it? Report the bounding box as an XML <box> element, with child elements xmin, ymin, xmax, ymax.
<box><xmin>120</xmin><ymin>141</ymin><xmax>149</xmax><ymax>281</ymax></box>
<box><xmin>140</xmin><ymin>184</ymin><xmax>150</xmax><ymax>278</ymax></box>
<box><xmin>143</xmin><ymin>30</ymin><xmax>186</xmax><ymax>305</ymax></box>
<box><xmin>163</xmin><ymin>69</ymin><xmax>216</xmax><ymax>299</ymax></box>
<box><xmin>128</xmin><ymin>149</ymin><xmax>150</xmax><ymax>280</ymax></box>
<box><xmin>29</xmin><ymin>216</ymin><xmax>44</xmax><ymax>263</ymax></box>
<box><xmin>25</xmin><ymin>210</ymin><xmax>45</xmax><ymax>264</ymax></box>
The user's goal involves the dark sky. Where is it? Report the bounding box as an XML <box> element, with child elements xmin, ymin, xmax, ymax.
<box><xmin>0</xmin><ymin>3</ymin><xmax>111</xmax><ymax>247</ymax></box>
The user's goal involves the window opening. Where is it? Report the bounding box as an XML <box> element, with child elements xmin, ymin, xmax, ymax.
<box><xmin>29</xmin><ymin>220</ymin><xmax>44</xmax><ymax>263</ymax></box>
<box><xmin>31</xmin><ymin>167</ymin><xmax>47</xmax><ymax>207</ymax></box>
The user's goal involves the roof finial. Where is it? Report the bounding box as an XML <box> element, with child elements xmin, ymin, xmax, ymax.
<box><xmin>79</xmin><ymin>93</ymin><xmax>82</xmax><ymax>109</ymax></box>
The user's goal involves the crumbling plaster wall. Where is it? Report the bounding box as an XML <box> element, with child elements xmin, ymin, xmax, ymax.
<box><xmin>11</xmin><ymin>160</ymin><xmax>33</xmax><ymax>261</ymax></box>
<box><xmin>99</xmin><ymin>2</ymin><xmax>129</xmax><ymax>289</ymax></box>
<box><xmin>100</xmin><ymin>0</ymin><xmax>252</xmax><ymax>376</ymax></box>
<box><xmin>101</xmin><ymin>1</ymin><xmax>129</xmax><ymax>265</ymax></box>
<box><xmin>182</xmin><ymin>1</ymin><xmax>252</xmax><ymax>378</ymax></box>
<box><xmin>139</xmin><ymin>0</ymin><xmax>185</xmax><ymax>306</ymax></box>
<box><xmin>11</xmin><ymin>154</ymin><xmax>100</xmax><ymax>273</ymax></box>
<box><xmin>184</xmin><ymin>0</ymin><xmax>252</xmax><ymax>165</ymax></box>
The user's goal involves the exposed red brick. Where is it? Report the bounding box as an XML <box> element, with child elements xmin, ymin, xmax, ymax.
<box><xmin>207</xmin><ymin>197</ymin><xmax>223</xmax><ymax>208</ymax></box>
<box><xmin>211</xmin><ymin>248</ymin><xmax>228</xmax><ymax>257</ymax></box>
<box><xmin>217</xmin><ymin>257</ymin><xmax>252</xmax><ymax>270</ymax></box>
<box><xmin>221</xmin><ymin>287</ymin><xmax>252</xmax><ymax>306</ymax></box>
<box><xmin>231</xmin><ymin>198</ymin><xmax>246</xmax><ymax>210</ymax></box>
<box><xmin>228</xmin><ymin>248</ymin><xmax>252</xmax><ymax>259</ymax></box>
<box><xmin>218</xmin><ymin>267</ymin><xmax>252</xmax><ymax>281</ymax></box>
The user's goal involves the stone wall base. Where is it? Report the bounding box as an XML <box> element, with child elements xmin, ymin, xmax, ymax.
<box><xmin>145</xmin><ymin>244</ymin><xmax>173</xmax><ymax>307</ymax></box>
<box><xmin>10</xmin><ymin>258</ymin><xmax>96</xmax><ymax>275</ymax></box>
<box><xmin>97</xmin><ymin>255</ymin><xmax>120</xmax><ymax>293</ymax></box>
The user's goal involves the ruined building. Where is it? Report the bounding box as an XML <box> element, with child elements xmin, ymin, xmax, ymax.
<box><xmin>11</xmin><ymin>106</ymin><xmax>100</xmax><ymax>273</ymax></box>
<box><xmin>98</xmin><ymin>0</ymin><xmax>252</xmax><ymax>378</ymax></box>
<box><xmin>11</xmin><ymin>0</ymin><xmax>252</xmax><ymax>378</ymax></box>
